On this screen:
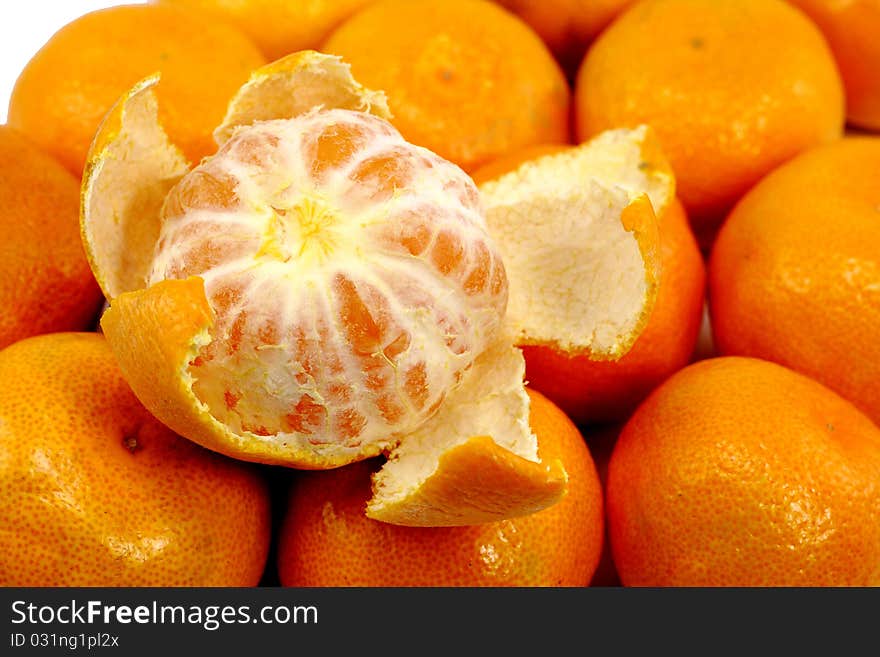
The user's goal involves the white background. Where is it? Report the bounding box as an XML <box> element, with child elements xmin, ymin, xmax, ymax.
<box><xmin>0</xmin><ymin>1</ymin><xmax>128</xmax><ymax>123</ymax></box>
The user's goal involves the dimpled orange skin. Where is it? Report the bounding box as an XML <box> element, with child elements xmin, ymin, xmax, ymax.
<box><xmin>0</xmin><ymin>126</ymin><xmax>102</xmax><ymax>351</ymax></box>
<box><xmin>608</xmin><ymin>357</ymin><xmax>880</xmax><ymax>587</ymax></box>
<box><xmin>0</xmin><ymin>333</ymin><xmax>272</xmax><ymax>586</ymax></box>
<box><xmin>276</xmin><ymin>389</ymin><xmax>604</xmax><ymax>586</ymax></box>
<box><xmin>710</xmin><ymin>138</ymin><xmax>880</xmax><ymax>427</ymax></box>
<box><xmin>323</xmin><ymin>0</ymin><xmax>571</xmax><ymax>174</ymax></box>
<box><xmin>575</xmin><ymin>0</ymin><xmax>844</xmax><ymax>244</ymax></box>
<box><xmin>493</xmin><ymin>0</ymin><xmax>637</xmax><ymax>74</ymax></box>
<box><xmin>8</xmin><ymin>3</ymin><xmax>265</xmax><ymax>176</ymax></box>
<box><xmin>472</xmin><ymin>147</ymin><xmax>705</xmax><ymax>425</ymax></box>
<box><xmin>787</xmin><ymin>0</ymin><xmax>880</xmax><ymax>131</ymax></box>
<box><xmin>154</xmin><ymin>0</ymin><xmax>374</xmax><ymax>61</ymax></box>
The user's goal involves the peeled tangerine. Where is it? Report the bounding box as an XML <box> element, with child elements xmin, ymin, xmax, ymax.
<box><xmin>81</xmin><ymin>51</ymin><xmax>672</xmax><ymax>527</ymax></box>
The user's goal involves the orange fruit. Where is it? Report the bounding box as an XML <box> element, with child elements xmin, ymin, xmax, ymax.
<box><xmin>276</xmin><ymin>388</ymin><xmax>604</xmax><ymax>586</ymax></box>
<box><xmin>0</xmin><ymin>332</ymin><xmax>271</xmax><ymax>586</ymax></box>
<box><xmin>81</xmin><ymin>52</ymin><xmax>665</xmax><ymax>527</ymax></box>
<box><xmin>709</xmin><ymin>137</ymin><xmax>880</xmax><ymax>427</ymax></box>
<box><xmin>476</xmin><ymin>146</ymin><xmax>703</xmax><ymax>424</ymax></box>
<box><xmin>81</xmin><ymin>53</ymin><xmax>572</xmax><ymax>527</ymax></box>
<box><xmin>608</xmin><ymin>357</ymin><xmax>880</xmax><ymax>587</ymax></box>
<box><xmin>0</xmin><ymin>126</ymin><xmax>102</xmax><ymax>351</ymax></box>
<box><xmin>493</xmin><ymin>0</ymin><xmax>637</xmax><ymax>73</ymax></box>
<box><xmin>323</xmin><ymin>0</ymin><xmax>571</xmax><ymax>173</ymax></box>
<box><xmin>575</xmin><ymin>0</ymin><xmax>844</xmax><ymax>244</ymax></box>
<box><xmin>8</xmin><ymin>3</ymin><xmax>265</xmax><ymax>175</ymax></box>
<box><xmin>154</xmin><ymin>0</ymin><xmax>374</xmax><ymax>61</ymax></box>
<box><xmin>787</xmin><ymin>0</ymin><xmax>880</xmax><ymax>131</ymax></box>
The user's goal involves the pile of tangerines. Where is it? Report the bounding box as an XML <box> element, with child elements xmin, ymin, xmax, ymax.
<box><xmin>1</xmin><ymin>0</ymin><xmax>879</xmax><ymax>587</ymax></box>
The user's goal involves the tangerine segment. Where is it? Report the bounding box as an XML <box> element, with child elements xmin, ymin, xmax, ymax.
<box><xmin>127</xmin><ymin>108</ymin><xmax>506</xmax><ymax>463</ymax></box>
<box><xmin>478</xmin><ymin>126</ymin><xmax>670</xmax><ymax>358</ymax></box>
<box><xmin>214</xmin><ymin>51</ymin><xmax>390</xmax><ymax>146</ymax></box>
<box><xmin>368</xmin><ymin>334</ymin><xmax>566</xmax><ymax>526</ymax></box>
<box><xmin>81</xmin><ymin>75</ymin><xmax>190</xmax><ymax>300</ymax></box>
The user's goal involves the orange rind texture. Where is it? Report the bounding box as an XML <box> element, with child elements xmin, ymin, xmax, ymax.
<box><xmin>477</xmin><ymin>126</ymin><xmax>672</xmax><ymax>359</ymax></box>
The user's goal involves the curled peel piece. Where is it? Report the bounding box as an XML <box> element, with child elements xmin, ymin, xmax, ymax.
<box><xmin>477</xmin><ymin>126</ymin><xmax>674</xmax><ymax>359</ymax></box>
<box><xmin>368</xmin><ymin>333</ymin><xmax>567</xmax><ymax>526</ymax></box>
<box><xmin>570</xmin><ymin>125</ymin><xmax>674</xmax><ymax>217</ymax></box>
<box><xmin>80</xmin><ymin>74</ymin><xmax>190</xmax><ymax>300</ymax></box>
<box><xmin>100</xmin><ymin>277</ymin><xmax>371</xmax><ymax>468</ymax></box>
<box><xmin>213</xmin><ymin>50</ymin><xmax>391</xmax><ymax>146</ymax></box>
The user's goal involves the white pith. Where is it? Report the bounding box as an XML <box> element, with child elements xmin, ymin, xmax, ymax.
<box><xmin>479</xmin><ymin>126</ymin><xmax>672</xmax><ymax>357</ymax></box>
<box><xmin>148</xmin><ymin>109</ymin><xmax>508</xmax><ymax>451</ymax></box>
<box><xmin>369</xmin><ymin>329</ymin><xmax>538</xmax><ymax>510</ymax></box>
<box><xmin>213</xmin><ymin>52</ymin><xmax>391</xmax><ymax>145</ymax></box>
<box><xmin>82</xmin><ymin>75</ymin><xmax>189</xmax><ymax>299</ymax></box>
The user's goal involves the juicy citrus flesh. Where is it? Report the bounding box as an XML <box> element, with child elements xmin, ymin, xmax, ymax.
<box><xmin>608</xmin><ymin>357</ymin><xmax>880</xmax><ymax>587</ymax></box>
<box><xmin>277</xmin><ymin>388</ymin><xmax>604</xmax><ymax>586</ymax></box>
<box><xmin>150</xmin><ymin>107</ymin><xmax>507</xmax><ymax>455</ymax></box>
<box><xmin>0</xmin><ymin>333</ymin><xmax>271</xmax><ymax>586</ymax></box>
<box><xmin>85</xmin><ymin>58</ymin><xmax>567</xmax><ymax>526</ymax></box>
